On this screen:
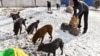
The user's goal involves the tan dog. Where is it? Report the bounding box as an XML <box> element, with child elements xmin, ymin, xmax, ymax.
<box><xmin>32</xmin><ymin>24</ymin><xmax>53</xmax><ymax>44</ymax></box>
<box><xmin>69</xmin><ymin>16</ymin><xmax>79</xmax><ymax>28</ymax></box>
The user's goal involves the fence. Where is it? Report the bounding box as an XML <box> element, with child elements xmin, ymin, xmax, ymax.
<box><xmin>0</xmin><ymin>0</ymin><xmax>60</xmax><ymax>7</ymax></box>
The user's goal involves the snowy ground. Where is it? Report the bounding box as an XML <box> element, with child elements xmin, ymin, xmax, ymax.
<box><xmin>0</xmin><ymin>7</ymin><xmax>100</xmax><ymax>56</ymax></box>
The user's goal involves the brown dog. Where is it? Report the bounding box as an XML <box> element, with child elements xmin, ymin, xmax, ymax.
<box><xmin>69</xmin><ymin>16</ymin><xmax>79</xmax><ymax>28</ymax></box>
<box><xmin>32</xmin><ymin>24</ymin><xmax>53</xmax><ymax>44</ymax></box>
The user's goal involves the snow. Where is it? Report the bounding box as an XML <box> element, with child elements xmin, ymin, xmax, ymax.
<box><xmin>0</xmin><ymin>7</ymin><xmax>100</xmax><ymax>56</ymax></box>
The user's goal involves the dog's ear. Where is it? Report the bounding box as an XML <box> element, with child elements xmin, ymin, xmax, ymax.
<box><xmin>37</xmin><ymin>20</ymin><xmax>40</xmax><ymax>23</ymax></box>
<box><xmin>9</xmin><ymin>13</ymin><xmax>13</xmax><ymax>17</ymax></box>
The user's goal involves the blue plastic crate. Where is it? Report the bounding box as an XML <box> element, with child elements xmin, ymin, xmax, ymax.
<box><xmin>84</xmin><ymin>0</ymin><xmax>94</xmax><ymax>6</ymax></box>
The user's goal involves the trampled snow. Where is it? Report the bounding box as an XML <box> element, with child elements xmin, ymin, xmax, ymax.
<box><xmin>0</xmin><ymin>7</ymin><xmax>100</xmax><ymax>56</ymax></box>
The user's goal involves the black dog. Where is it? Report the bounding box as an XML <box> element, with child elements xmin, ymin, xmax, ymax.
<box><xmin>47</xmin><ymin>1</ymin><xmax>51</xmax><ymax>11</ymax></box>
<box><xmin>26</xmin><ymin>20</ymin><xmax>40</xmax><ymax>34</ymax></box>
<box><xmin>73</xmin><ymin>0</ymin><xmax>89</xmax><ymax>34</ymax></box>
<box><xmin>60</xmin><ymin>23</ymin><xmax>80</xmax><ymax>36</ymax></box>
<box><xmin>10</xmin><ymin>12</ymin><xmax>20</xmax><ymax>22</ymax></box>
<box><xmin>60</xmin><ymin>23</ymin><xmax>71</xmax><ymax>32</ymax></box>
<box><xmin>37</xmin><ymin>38</ymin><xmax>64</xmax><ymax>56</ymax></box>
<box><xmin>13</xmin><ymin>18</ymin><xmax>26</xmax><ymax>35</ymax></box>
<box><xmin>56</xmin><ymin>3</ymin><xmax>60</xmax><ymax>10</ymax></box>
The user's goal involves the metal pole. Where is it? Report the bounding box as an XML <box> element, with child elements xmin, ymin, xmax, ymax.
<box><xmin>35</xmin><ymin>0</ymin><xmax>36</xmax><ymax>7</ymax></box>
<box><xmin>1</xmin><ymin>0</ymin><xmax>3</xmax><ymax>7</ymax></box>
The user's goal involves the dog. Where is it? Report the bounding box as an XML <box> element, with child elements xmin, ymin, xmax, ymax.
<box><xmin>26</xmin><ymin>20</ymin><xmax>40</xmax><ymax>34</ymax></box>
<box><xmin>10</xmin><ymin>12</ymin><xmax>20</xmax><ymax>22</ymax></box>
<box><xmin>37</xmin><ymin>38</ymin><xmax>64</xmax><ymax>56</ymax></box>
<box><xmin>32</xmin><ymin>24</ymin><xmax>53</xmax><ymax>44</ymax></box>
<box><xmin>69</xmin><ymin>27</ymin><xmax>80</xmax><ymax>36</ymax></box>
<box><xmin>60</xmin><ymin>23</ymin><xmax>80</xmax><ymax>36</ymax></box>
<box><xmin>13</xmin><ymin>18</ymin><xmax>26</xmax><ymax>35</ymax></box>
<box><xmin>60</xmin><ymin>23</ymin><xmax>71</xmax><ymax>32</ymax></box>
<box><xmin>69</xmin><ymin>16</ymin><xmax>79</xmax><ymax>28</ymax></box>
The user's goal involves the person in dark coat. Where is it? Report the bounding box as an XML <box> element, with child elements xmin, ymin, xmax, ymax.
<box><xmin>72</xmin><ymin>0</ymin><xmax>89</xmax><ymax>34</ymax></box>
<box><xmin>47</xmin><ymin>1</ymin><xmax>51</xmax><ymax>11</ymax></box>
<box><xmin>56</xmin><ymin>3</ymin><xmax>60</xmax><ymax>10</ymax></box>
